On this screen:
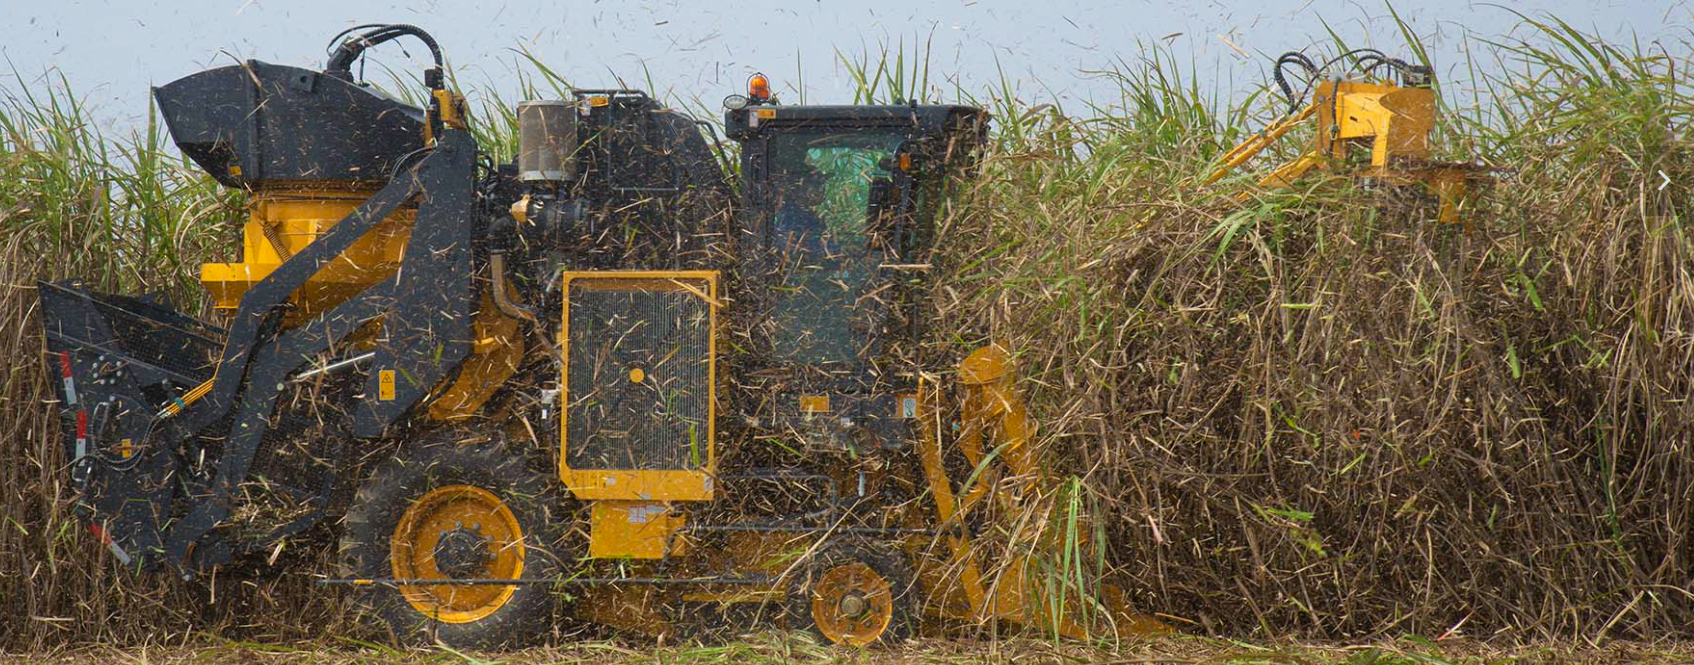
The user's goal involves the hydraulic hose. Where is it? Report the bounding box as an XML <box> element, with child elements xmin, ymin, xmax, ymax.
<box><xmin>1269</xmin><ymin>48</ymin><xmax>1432</xmax><ymax>116</ymax></box>
<box><xmin>324</xmin><ymin>24</ymin><xmax>444</xmax><ymax>83</ymax></box>
<box><xmin>488</xmin><ymin>252</ymin><xmax>538</xmax><ymax>324</ymax></box>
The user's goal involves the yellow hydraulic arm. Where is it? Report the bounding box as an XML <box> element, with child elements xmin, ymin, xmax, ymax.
<box><xmin>913</xmin><ymin>342</ymin><xmax>1166</xmax><ymax>638</ymax></box>
<box><xmin>1204</xmin><ymin>104</ymin><xmax>1321</xmax><ymax>190</ymax></box>
<box><xmin>1204</xmin><ymin>54</ymin><xmax>1490</xmax><ymax>225</ymax></box>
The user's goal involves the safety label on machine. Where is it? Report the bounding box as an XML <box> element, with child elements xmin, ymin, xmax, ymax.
<box><xmin>627</xmin><ymin>503</ymin><xmax>666</xmax><ymax>524</ymax></box>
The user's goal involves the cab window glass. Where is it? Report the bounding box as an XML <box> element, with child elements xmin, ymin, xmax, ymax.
<box><xmin>766</xmin><ymin>131</ymin><xmax>902</xmax><ymax>366</ymax></box>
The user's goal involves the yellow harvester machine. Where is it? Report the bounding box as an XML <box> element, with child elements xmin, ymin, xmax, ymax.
<box><xmin>39</xmin><ymin>25</ymin><xmax>1163</xmax><ymax>647</ymax></box>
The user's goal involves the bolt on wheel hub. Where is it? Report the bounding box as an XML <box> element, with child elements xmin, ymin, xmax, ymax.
<box><xmin>838</xmin><ymin>592</ymin><xmax>869</xmax><ymax>619</ymax></box>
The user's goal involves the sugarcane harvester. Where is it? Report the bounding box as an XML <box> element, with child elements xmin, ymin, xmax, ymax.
<box><xmin>38</xmin><ymin>25</ymin><xmax>1161</xmax><ymax>647</ymax></box>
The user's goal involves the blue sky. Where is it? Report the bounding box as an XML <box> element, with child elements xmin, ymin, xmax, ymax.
<box><xmin>2</xmin><ymin>0</ymin><xmax>1685</xmax><ymax>130</ymax></box>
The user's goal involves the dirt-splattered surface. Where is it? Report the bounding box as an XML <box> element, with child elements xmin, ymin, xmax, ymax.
<box><xmin>5</xmin><ymin>636</ymin><xmax>1693</xmax><ymax>665</ymax></box>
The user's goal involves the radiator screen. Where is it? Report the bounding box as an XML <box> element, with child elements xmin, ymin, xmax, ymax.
<box><xmin>565</xmin><ymin>277</ymin><xmax>713</xmax><ymax>471</ymax></box>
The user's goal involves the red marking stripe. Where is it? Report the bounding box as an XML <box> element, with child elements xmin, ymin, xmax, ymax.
<box><xmin>58</xmin><ymin>352</ymin><xmax>73</xmax><ymax>378</ymax></box>
<box><xmin>87</xmin><ymin>522</ymin><xmax>132</xmax><ymax>564</ymax></box>
<box><xmin>75</xmin><ymin>411</ymin><xmax>88</xmax><ymax>439</ymax></box>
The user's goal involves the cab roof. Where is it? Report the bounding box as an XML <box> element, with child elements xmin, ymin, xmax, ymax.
<box><xmin>724</xmin><ymin>103</ymin><xmax>987</xmax><ymax>140</ymax></box>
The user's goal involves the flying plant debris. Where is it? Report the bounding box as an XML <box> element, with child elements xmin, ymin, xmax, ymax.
<box><xmin>37</xmin><ymin>24</ymin><xmax>1164</xmax><ymax>648</ymax></box>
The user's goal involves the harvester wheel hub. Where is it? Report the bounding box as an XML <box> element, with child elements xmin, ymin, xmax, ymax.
<box><xmin>809</xmin><ymin>561</ymin><xmax>894</xmax><ymax>646</ymax></box>
<box><xmin>838</xmin><ymin>593</ymin><xmax>868</xmax><ymax>619</ymax></box>
<box><xmin>432</xmin><ymin>526</ymin><xmax>493</xmax><ymax>578</ymax></box>
<box><xmin>390</xmin><ymin>484</ymin><xmax>526</xmax><ymax>624</ymax></box>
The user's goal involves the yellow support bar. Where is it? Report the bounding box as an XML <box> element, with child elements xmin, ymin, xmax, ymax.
<box><xmin>1203</xmin><ymin>104</ymin><xmax>1317</xmax><ymax>186</ymax></box>
<box><xmin>921</xmin><ymin>342</ymin><xmax>1168</xmax><ymax>639</ymax></box>
<box><xmin>914</xmin><ymin>375</ymin><xmax>992</xmax><ymax>620</ymax></box>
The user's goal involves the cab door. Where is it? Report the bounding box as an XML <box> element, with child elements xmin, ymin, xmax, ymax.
<box><xmin>733</xmin><ymin>124</ymin><xmax>924</xmax><ymax>451</ymax></box>
<box><xmin>758</xmin><ymin>128</ymin><xmax>908</xmax><ymax>385</ymax></box>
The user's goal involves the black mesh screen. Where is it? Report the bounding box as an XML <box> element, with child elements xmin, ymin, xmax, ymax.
<box><xmin>566</xmin><ymin>280</ymin><xmax>712</xmax><ymax>470</ymax></box>
<box><xmin>93</xmin><ymin>292</ymin><xmax>223</xmax><ymax>382</ymax></box>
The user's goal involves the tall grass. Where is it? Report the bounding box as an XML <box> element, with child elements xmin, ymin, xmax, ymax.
<box><xmin>928</xmin><ymin>16</ymin><xmax>1693</xmax><ymax>641</ymax></box>
<box><xmin>2</xmin><ymin>15</ymin><xmax>1691</xmax><ymax>649</ymax></box>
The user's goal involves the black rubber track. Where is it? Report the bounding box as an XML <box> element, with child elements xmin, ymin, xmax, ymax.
<box><xmin>339</xmin><ymin>436</ymin><xmax>563</xmax><ymax>648</ymax></box>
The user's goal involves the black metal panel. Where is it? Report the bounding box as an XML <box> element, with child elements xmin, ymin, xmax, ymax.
<box><xmin>354</xmin><ymin>130</ymin><xmax>479</xmax><ymax>436</ymax></box>
<box><xmin>38</xmin><ymin>282</ymin><xmax>222</xmax><ymax>386</ymax></box>
<box><xmin>724</xmin><ymin>103</ymin><xmax>987</xmax><ymax>140</ymax></box>
<box><xmin>36</xmin><ymin>281</ymin><xmax>223</xmax><ymax>571</ymax></box>
<box><xmin>153</xmin><ymin>61</ymin><xmax>425</xmax><ymax>188</ymax></box>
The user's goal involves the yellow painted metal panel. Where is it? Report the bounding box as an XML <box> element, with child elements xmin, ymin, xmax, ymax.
<box><xmin>799</xmin><ymin>394</ymin><xmax>830</xmax><ymax>414</ymax></box>
<box><xmin>200</xmin><ymin>189</ymin><xmax>415</xmax><ymax>317</ymax></box>
<box><xmin>588</xmin><ymin>500</ymin><xmax>687</xmax><ymax>559</ymax></box>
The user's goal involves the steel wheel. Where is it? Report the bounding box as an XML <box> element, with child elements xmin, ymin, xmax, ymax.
<box><xmin>341</xmin><ymin>436</ymin><xmax>562</xmax><ymax>648</ymax></box>
<box><xmin>790</xmin><ymin>545</ymin><xmax>914</xmax><ymax>647</ymax></box>
<box><xmin>809</xmin><ymin>561</ymin><xmax>895</xmax><ymax>645</ymax></box>
<box><xmin>390</xmin><ymin>484</ymin><xmax>527</xmax><ymax>623</ymax></box>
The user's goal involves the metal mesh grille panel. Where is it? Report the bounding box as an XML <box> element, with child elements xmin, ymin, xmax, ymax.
<box><xmin>92</xmin><ymin>292</ymin><xmax>223</xmax><ymax>381</ymax></box>
<box><xmin>566</xmin><ymin>280</ymin><xmax>711</xmax><ymax>470</ymax></box>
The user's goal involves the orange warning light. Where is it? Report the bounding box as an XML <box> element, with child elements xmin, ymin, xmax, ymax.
<box><xmin>748</xmin><ymin>72</ymin><xmax>772</xmax><ymax>101</ymax></box>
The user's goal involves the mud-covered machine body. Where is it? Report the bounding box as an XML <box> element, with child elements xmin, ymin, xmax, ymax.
<box><xmin>39</xmin><ymin>26</ymin><xmax>1158</xmax><ymax>646</ymax></box>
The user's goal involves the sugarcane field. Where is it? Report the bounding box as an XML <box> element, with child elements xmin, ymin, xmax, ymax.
<box><xmin>2</xmin><ymin>1</ymin><xmax>1692</xmax><ymax>663</ymax></box>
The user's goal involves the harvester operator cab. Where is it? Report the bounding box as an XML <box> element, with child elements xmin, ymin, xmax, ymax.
<box><xmin>722</xmin><ymin>75</ymin><xmax>988</xmax><ymax>453</ymax></box>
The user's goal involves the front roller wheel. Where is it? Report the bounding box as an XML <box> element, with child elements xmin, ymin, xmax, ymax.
<box><xmin>789</xmin><ymin>545</ymin><xmax>916</xmax><ymax>647</ymax></box>
<box><xmin>340</xmin><ymin>437</ymin><xmax>562</xmax><ymax>648</ymax></box>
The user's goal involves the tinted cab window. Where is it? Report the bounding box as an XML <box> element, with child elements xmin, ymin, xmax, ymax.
<box><xmin>764</xmin><ymin>131</ymin><xmax>902</xmax><ymax>369</ymax></box>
